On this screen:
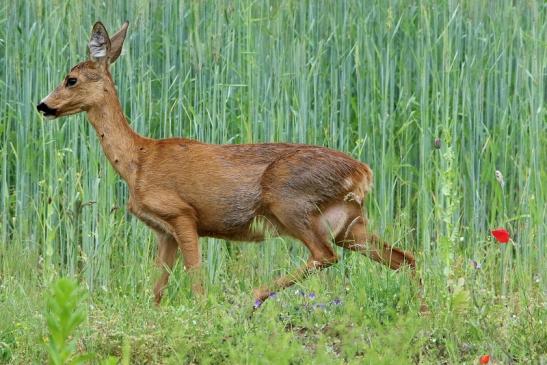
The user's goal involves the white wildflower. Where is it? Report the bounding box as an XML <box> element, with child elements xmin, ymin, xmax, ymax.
<box><xmin>495</xmin><ymin>170</ymin><xmax>505</xmax><ymax>188</ymax></box>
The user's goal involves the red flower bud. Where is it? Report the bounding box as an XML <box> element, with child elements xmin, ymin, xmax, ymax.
<box><xmin>479</xmin><ymin>354</ymin><xmax>490</xmax><ymax>364</ymax></box>
<box><xmin>491</xmin><ymin>228</ymin><xmax>510</xmax><ymax>243</ymax></box>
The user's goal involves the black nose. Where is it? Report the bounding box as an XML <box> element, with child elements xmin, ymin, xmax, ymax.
<box><xmin>36</xmin><ymin>102</ymin><xmax>57</xmax><ymax>117</ymax></box>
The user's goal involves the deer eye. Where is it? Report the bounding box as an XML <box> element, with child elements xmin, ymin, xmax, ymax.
<box><xmin>66</xmin><ymin>78</ymin><xmax>78</xmax><ymax>87</ymax></box>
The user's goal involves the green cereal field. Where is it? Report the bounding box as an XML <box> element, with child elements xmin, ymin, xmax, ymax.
<box><xmin>0</xmin><ymin>1</ymin><xmax>545</xmax><ymax>364</ymax></box>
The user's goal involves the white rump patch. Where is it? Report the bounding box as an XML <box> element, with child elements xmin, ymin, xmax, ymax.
<box><xmin>320</xmin><ymin>205</ymin><xmax>348</xmax><ymax>238</ymax></box>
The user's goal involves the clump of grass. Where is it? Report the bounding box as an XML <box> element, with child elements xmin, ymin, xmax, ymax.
<box><xmin>0</xmin><ymin>0</ymin><xmax>544</xmax><ymax>363</ymax></box>
<box><xmin>46</xmin><ymin>278</ymin><xmax>90</xmax><ymax>364</ymax></box>
<box><xmin>45</xmin><ymin>278</ymin><xmax>127</xmax><ymax>365</ymax></box>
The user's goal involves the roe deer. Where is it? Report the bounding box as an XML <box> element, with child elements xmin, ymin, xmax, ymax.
<box><xmin>37</xmin><ymin>21</ymin><xmax>416</xmax><ymax>306</ymax></box>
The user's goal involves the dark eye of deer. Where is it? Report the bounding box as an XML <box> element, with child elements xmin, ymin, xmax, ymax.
<box><xmin>66</xmin><ymin>78</ymin><xmax>77</xmax><ymax>87</ymax></box>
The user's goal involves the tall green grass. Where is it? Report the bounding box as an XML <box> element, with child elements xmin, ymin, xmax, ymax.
<box><xmin>0</xmin><ymin>0</ymin><xmax>545</xmax><ymax>363</ymax></box>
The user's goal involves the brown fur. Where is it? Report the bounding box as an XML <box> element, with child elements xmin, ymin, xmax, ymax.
<box><xmin>37</xmin><ymin>21</ymin><xmax>417</xmax><ymax>305</ymax></box>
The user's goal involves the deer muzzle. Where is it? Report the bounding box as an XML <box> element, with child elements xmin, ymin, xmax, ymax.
<box><xmin>36</xmin><ymin>102</ymin><xmax>58</xmax><ymax>119</ymax></box>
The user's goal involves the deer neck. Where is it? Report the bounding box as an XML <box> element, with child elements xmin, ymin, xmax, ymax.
<box><xmin>86</xmin><ymin>84</ymin><xmax>142</xmax><ymax>185</ymax></box>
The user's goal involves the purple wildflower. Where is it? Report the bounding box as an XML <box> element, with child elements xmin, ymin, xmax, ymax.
<box><xmin>332</xmin><ymin>298</ymin><xmax>342</xmax><ymax>305</ymax></box>
<box><xmin>308</xmin><ymin>292</ymin><xmax>316</xmax><ymax>300</ymax></box>
<box><xmin>269</xmin><ymin>292</ymin><xmax>277</xmax><ymax>299</ymax></box>
<box><xmin>253</xmin><ymin>299</ymin><xmax>262</xmax><ymax>309</ymax></box>
<box><xmin>470</xmin><ymin>259</ymin><xmax>482</xmax><ymax>270</ymax></box>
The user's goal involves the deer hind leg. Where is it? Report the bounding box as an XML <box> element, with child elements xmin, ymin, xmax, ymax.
<box><xmin>335</xmin><ymin>215</ymin><xmax>429</xmax><ymax>312</ymax></box>
<box><xmin>253</xmin><ymin>232</ymin><xmax>338</xmax><ymax>303</ymax></box>
<box><xmin>153</xmin><ymin>232</ymin><xmax>178</xmax><ymax>304</ymax></box>
<box><xmin>335</xmin><ymin>215</ymin><xmax>416</xmax><ymax>270</ymax></box>
<box><xmin>253</xmin><ymin>208</ymin><xmax>339</xmax><ymax>303</ymax></box>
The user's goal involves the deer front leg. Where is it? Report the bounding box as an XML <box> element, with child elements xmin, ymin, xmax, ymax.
<box><xmin>171</xmin><ymin>216</ymin><xmax>204</xmax><ymax>296</ymax></box>
<box><xmin>153</xmin><ymin>232</ymin><xmax>178</xmax><ymax>304</ymax></box>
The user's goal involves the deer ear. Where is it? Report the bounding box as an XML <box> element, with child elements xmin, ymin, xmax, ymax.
<box><xmin>88</xmin><ymin>22</ymin><xmax>111</xmax><ymax>63</ymax></box>
<box><xmin>108</xmin><ymin>21</ymin><xmax>129</xmax><ymax>64</ymax></box>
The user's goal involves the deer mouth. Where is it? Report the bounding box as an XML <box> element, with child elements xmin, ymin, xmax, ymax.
<box><xmin>36</xmin><ymin>102</ymin><xmax>58</xmax><ymax>119</ymax></box>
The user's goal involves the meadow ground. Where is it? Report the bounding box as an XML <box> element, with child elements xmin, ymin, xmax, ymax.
<box><xmin>0</xmin><ymin>1</ymin><xmax>545</xmax><ymax>363</ymax></box>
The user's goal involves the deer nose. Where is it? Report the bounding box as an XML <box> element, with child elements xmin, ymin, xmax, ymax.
<box><xmin>36</xmin><ymin>102</ymin><xmax>57</xmax><ymax>117</ymax></box>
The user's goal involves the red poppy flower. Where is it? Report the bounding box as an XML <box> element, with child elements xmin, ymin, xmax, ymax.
<box><xmin>479</xmin><ymin>354</ymin><xmax>490</xmax><ymax>364</ymax></box>
<box><xmin>491</xmin><ymin>228</ymin><xmax>510</xmax><ymax>243</ymax></box>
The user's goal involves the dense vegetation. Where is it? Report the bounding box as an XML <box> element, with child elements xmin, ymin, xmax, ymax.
<box><xmin>0</xmin><ymin>0</ymin><xmax>545</xmax><ymax>363</ymax></box>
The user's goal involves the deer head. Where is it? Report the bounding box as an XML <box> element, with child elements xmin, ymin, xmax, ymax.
<box><xmin>36</xmin><ymin>21</ymin><xmax>128</xmax><ymax>119</ymax></box>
